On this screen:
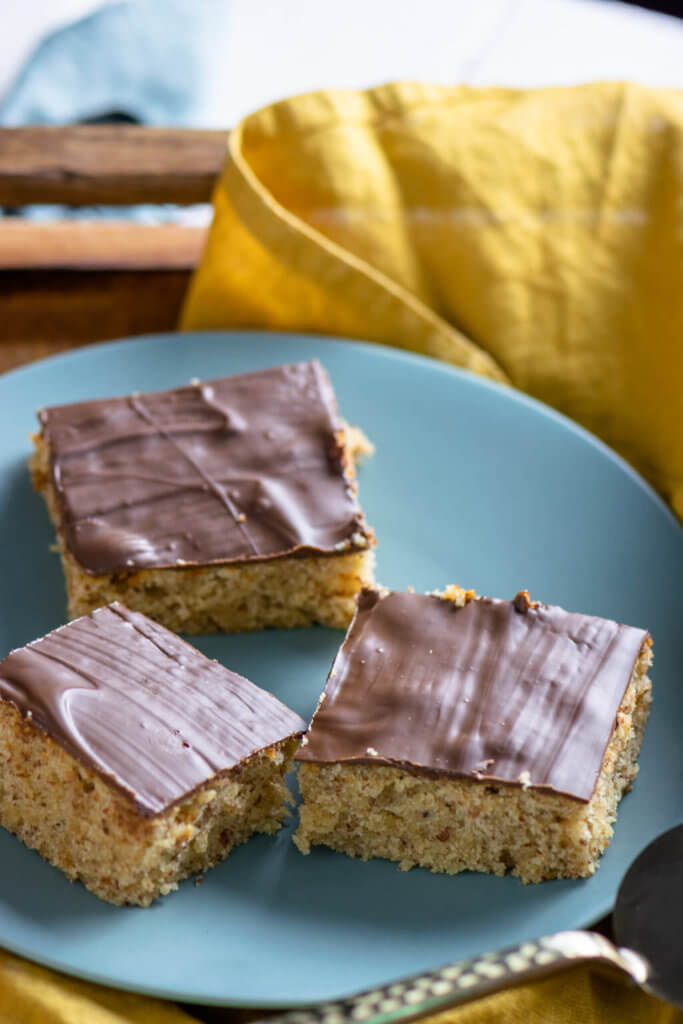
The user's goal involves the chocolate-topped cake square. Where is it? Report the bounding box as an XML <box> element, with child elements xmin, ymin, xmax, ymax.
<box><xmin>0</xmin><ymin>603</ymin><xmax>307</xmax><ymax>905</ymax></box>
<box><xmin>294</xmin><ymin>586</ymin><xmax>653</xmax><ymax>882</ymax></box>
<box><xmin>30</xmin><ymin>360</ymin><xmax>375</xmax><ymax>632</ymax></box>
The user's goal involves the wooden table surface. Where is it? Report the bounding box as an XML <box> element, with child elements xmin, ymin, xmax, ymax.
<box><xmin>0</xmin><ymin>125</ymin><xmax>227</xmax><ymax>375</ymax></box>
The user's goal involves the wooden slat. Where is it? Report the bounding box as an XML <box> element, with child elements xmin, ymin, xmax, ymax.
<box><xmin>0</xmin><ymin>221</ymin><xmax>208</xmax><ymax>270</ymax></box>
<box><xmin>0</xmin><ymin>126</ymin><xmax>227</xmax><ymax>206</ymax></box>
<box><xmin>0</xmin><ymin>268</ymin><xmax>192</xmax><ymax>373</ymax></box>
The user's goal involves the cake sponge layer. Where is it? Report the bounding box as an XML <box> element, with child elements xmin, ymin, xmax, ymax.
<box><xmin>294</xmin><ymin>587</ymin><xmax>653</xmax><ymax>881</ymax></box>
<box><xmin>0</xmin><ymin>707</ymin><xmax>300</xmax><ymax>906</ymax></box>
<box><xmin>31</xmin><ymin>360</ymin><xmax>376</xmax><ymax>632</ymax></box>
<box><xmin>295</xmin><ymin>646</ymin><xmax>652</xmax><ymax>881</ymax></box>
<box><xmin>0</xmin><ymin>604</ymin><xmax>307</xmax><ymax>904</ymax></box>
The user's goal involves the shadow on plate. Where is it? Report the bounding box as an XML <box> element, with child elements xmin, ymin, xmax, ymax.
<box><xmin>0</xmin><ymin>456</ymin><xmax>66</xmax><ymax>653</ymax></box>
<box><xmin>205</xmin><ymin>825</ymin><xmax>584</xmax><ymax>939</ymax></box>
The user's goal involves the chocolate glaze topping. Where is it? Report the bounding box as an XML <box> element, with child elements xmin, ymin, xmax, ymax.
<box><xmin>0</xmin><ymin>604</ymin><xmax>307</xmax><ymax>816</ymax></box>
<box><xmin>39</xmin><ymin>361</ymin><xmax>372</xmax><ymax>575</ymax></box>
<box><xmin>296</xmin><ymin>589</ymin><xmax>650</xmax><ymax>802</ymax></box>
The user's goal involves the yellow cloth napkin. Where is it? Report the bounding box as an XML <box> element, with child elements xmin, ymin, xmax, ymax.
<box><xmin>0</xmin><ymin>949</ymin><xmax>195</xmax><ymax>1023</ymax></box>
<box><xmin>181</xmin><ymin>80</ymin><xmax>683</xmax><ymax>519</ymax></box>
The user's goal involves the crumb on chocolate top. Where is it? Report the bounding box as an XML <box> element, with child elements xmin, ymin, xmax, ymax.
<box><xmin>296</xmin><ymin>589</ymin><xmax>649</xmax><ymax>802</ymax></box>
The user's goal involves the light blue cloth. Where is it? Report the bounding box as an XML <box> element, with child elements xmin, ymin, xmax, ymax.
<box><xmin>0</xmin><ymin>0</ymin><xmax>231</xmax><ymax>127</ymax></box>
<box><xmin>0</xmin><ymin>0</ymin><xmax>230</xmax><ymax>220</ymax></box>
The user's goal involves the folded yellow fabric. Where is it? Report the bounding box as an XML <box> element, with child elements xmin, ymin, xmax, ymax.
<box><xmin>0</xmin><ymin>949</ymin><xmax>195</xmax><ymax>1024</ymax></box>
<box><xmin>181</xmin><ymin>81</ymin><xmax>683</xmax><ymax>519</ymax></box>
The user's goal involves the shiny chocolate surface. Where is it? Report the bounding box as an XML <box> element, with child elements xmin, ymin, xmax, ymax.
<box><xmin>39</xmin><ymin>360</ymin><xmax>371</xmax><ymax>575</ymax></box>
<box><xmin>0</xmin><ymin>604</ymin><xmax>306</xmax><ymax>816</ymax></box>
<box><xmin>296</xmin><ymin>589</ymin><xmax>649</xmax><ymax>801</ymax></box>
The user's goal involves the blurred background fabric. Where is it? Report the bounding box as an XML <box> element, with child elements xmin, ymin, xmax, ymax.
<box><xmin>3</xmin><ymin>0</ymin><xmax>682</xmax><ymax>226</ymax></box>
<box><xmin>2</xmin><ymin>1</ymin><xmax>683</xmax><ymax>129</ymax></box>
<box><xmin>0</xmin><ymin>0</ymin><xmax>232</xmax><ymax>126</ymax></box>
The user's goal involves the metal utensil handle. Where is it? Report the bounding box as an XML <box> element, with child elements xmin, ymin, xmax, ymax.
<box><xmin>260</xmin><ymin>931</ymin><xmax>650</xmax><ymax>1024</ymax></box>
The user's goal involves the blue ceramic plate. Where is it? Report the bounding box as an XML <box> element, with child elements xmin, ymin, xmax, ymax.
<box><xmin>0</xmin><ymin>331</ymin><xmax>681</xmax><ymax>1006</ymax></box>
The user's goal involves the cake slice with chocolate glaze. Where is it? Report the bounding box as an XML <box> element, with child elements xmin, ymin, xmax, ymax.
<box><xmin>294</xmin><ymin>586</ymin><xmax>652</xmax><ymax>883</ymax></box>
<box><xmin>30</xmin><ymin>360</ymin><xmax>375</xmax><ymax>633</ymax></box>
<box><xmin>0</xmin><ymin>604</ymin><xmax>306</xmax><ymax>906</ymax></box>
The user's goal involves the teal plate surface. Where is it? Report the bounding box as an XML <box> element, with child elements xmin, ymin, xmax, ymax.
<box><xmin>0</xmin><ymin>331</ymin><xmax>681</xmax><ymax>1006</ymax></box>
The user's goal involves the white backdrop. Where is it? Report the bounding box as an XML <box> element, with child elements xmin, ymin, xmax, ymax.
<box><xmin>1</xmin><ymin>0</ymin><xmax>681</xmax><ymax>127</ymax></box>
